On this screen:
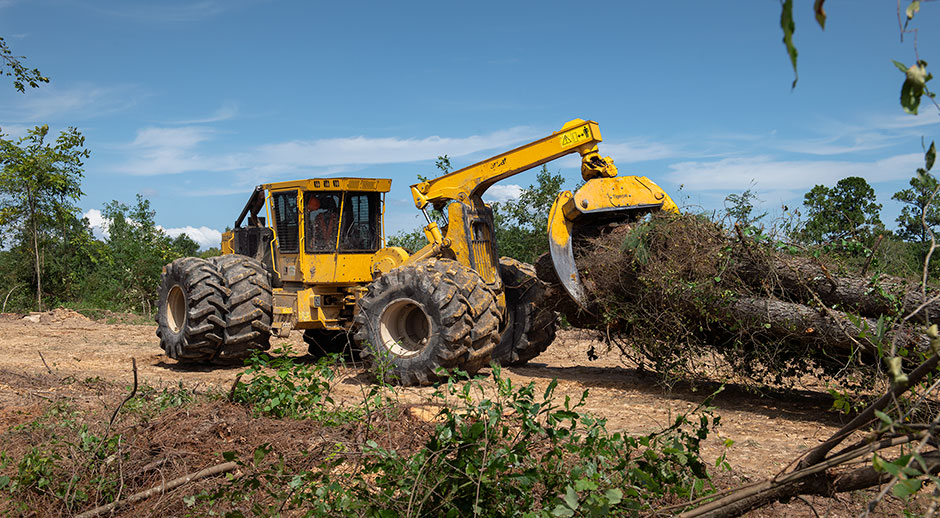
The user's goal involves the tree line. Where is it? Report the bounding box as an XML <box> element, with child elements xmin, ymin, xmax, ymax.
<box><xmin>0</xmin><ymin>124</ymin><xmax>210</xmax><ymax>313</ymax></box>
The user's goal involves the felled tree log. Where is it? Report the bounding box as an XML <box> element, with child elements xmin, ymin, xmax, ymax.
<box><xmin>728</xmin><ymin>296</ymin><xmax>880</xmax><ymax>355</ymax></box>
<box><xmin>735</xmin><ymin>254</ymin><xmax>937</xmax><ymax>323</ymax></box>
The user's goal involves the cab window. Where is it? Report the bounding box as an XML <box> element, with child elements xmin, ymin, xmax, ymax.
<box><xmin>272</xmin><ymin>191</ymin><xmax>299</xmax><ymax>253</ymax></box>
<box><xmin>304</xmin><ymin>192</ymin><xmax>341</xmax><ymax>253</ymax></box>
<box><xmin>339</xmin><ymin>192</ymin><xmax>380</xmax><ymax>252</ymax></box>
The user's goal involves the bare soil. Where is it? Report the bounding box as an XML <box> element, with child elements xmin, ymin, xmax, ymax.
<box><xmin>0</xmin><ymin>310</ymin><xmax>902</xmax><ymax>516</ymax></box>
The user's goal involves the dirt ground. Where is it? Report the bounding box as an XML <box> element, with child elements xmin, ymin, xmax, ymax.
<box><xmin>0</xmin><ymin>310</ymin><xmax>894</xmax><ymax>516</ymax></box>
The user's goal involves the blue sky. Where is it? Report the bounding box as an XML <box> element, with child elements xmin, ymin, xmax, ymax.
<box><xmin>1</xmin><ymin>0</ymin><xmax>938</xmax><ymax>248</ymax></box>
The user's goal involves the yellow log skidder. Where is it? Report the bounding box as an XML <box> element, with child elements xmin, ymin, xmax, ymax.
<box><xmin>155</xmin><ymin>119</ymin><xmax>677</xmax><ymax>385</ymax></box>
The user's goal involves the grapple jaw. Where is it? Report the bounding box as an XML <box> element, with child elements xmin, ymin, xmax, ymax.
<box><xmin>547</xmin><ymin>175</ymin><xmax>678</xmax><ymax>311</ymax></box>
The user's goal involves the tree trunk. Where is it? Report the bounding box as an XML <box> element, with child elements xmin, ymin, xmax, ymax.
<box><xmin>28</xmin><ymin>186</ymin><xmax>42</xmax><ymax>311</ymax></box>
<box><xmin>735</xmin><ymin>255</ymin><xmax>935</xmax><ymax>323</ymax></box>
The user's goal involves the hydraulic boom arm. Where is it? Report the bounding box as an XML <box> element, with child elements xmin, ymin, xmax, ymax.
<box><xmin>409</xmin><ymin>119</ymin><xmax>617</xmax><ymax>211</ymax></box>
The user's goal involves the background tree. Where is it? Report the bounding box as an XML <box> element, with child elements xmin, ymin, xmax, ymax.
<box><xmin>723</xmin><ymin>187</ymin><xmax>766</xmax><ymax>230</ymax></box>
<box><xmin>99</xmin><ymin>195</ymin><xmax>196</xmax><ymax>314</ymax></box>
<box><xmin>0</xmin><ymin>36</ymin><xmax>48</xmax><ymax>93</ymax></box>
<box><xmin>893</xmin><ymin>146</ymin><xmax>940</xmax><ymax>245</ymax></box>
<box><xmin>491</xmin><ymin>165</ymin><xmax>565</xmax><ymax>263</ymax></box>
<box><xmin>0</xmin><ymin>125</ymin><xmax>89</xmax><ymax>309</ymax></box>
<box><xmin>799</xmin><ymin>176</ymin><xmax>883</xmax><ymax>244</ymax></box>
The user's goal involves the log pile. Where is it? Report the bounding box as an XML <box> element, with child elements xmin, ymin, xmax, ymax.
<box><xmin>535</xmin><ymin>213</ymin><xmax>935</xmax><ymax>382</ymax></box>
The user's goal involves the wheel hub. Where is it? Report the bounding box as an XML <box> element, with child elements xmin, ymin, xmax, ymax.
<box><xmin>379</xmin><ymin>298</ymin><xmax>431</xmax><ymax>357</ymax></box>
<box><xmin>166</xmin><ymin>285</ymin><xmax>186</xmax><ymax>334</ymax></box>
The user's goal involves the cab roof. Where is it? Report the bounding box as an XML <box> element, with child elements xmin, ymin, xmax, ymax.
<box><xmin>264</xmin><ymin>177</ymin><xmax>392</xmax><ymax>193</ymax></box>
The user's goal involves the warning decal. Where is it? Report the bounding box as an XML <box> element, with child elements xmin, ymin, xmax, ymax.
<box><xmin>559</xmin><ymin>126</ymin><xmax>592</xmax><ymax>148</ymax></box>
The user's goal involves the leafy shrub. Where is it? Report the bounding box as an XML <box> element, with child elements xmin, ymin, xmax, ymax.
<box><xmin>231</xmin><ymin>348</ymin><xmax>358</xmax><ymax>423</ymax></box>
<box><xmin>0</xmin><ymin>424</ymin><xmax>121</xmax><ymax>514</ymax></box>
<box><xmin>203</xmin><ymin>366</ymin><xmax>723</xmax><ymax>517</ymax></box>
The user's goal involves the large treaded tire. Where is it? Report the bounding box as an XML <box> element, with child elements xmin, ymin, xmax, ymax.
<box><xmin>493</xmin><ymin>257</ymin><xmax>557</xmax><ymax>366</ymax></box>
<box><xmin>155</xmin><ymin>257</ymin><xmax>227</xmax><ymax>363</ymax></box>
<box><xmin>208</xmin><ymin>255</ymin><xmax>273</xmax><ymax>364</ymax></box>
<box><xmin>353</xmin><ymin>258</ymin><xmax>500</xmax><ymax>386</ymax></box>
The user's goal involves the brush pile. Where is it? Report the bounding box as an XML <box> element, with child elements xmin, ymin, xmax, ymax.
<box><xmin>536</xmin><ymin>213</ymin><xmax>935</xmax><ymax>383</ymax></box>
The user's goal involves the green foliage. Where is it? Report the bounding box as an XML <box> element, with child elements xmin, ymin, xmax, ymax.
<box><xmin>122</xmin><ymin>382</ymin><xmax>196</xmax><ymax>417</ymax></box>
<box><xmin>799</xmin><ymin>176</ymin><xmax>883</xmax><ymax>245</ymax></box>
<box><xmin>0</xmin><ymin>421</ymin><xmax>122</xmax><ymax>513</ymax></box>
<box><xmin>231</xmin><ymin>347</ymin><xmax>360</xmax><ymax>423</ymax></box>
<box><xmin>892</xmin><ymin>142</ymin><xmax>940</xmax><ymax>257</ymax></box>
<box><xmin>204</xmin><ymin>367</ymin><xmax>722</xmax><ymax>517</ymax></box>
<box><xmin>0</xmin><ymin>36</ymin><xmax>49</xmax><ymax>92</ymax></box>
<box><xmin>0</xmin><ymin>125</ymin><xmax>90</xmax><ymax>310</ymax></box>
<box><xmin>492</xmin><ymin>165</ymin><xmax>565</xmax><ymax>263</ymax></box>
<box><xmin>723</xmin><ymin>187</ymin><xmax>766</xmax><ymax>230</ymax></box>
<box><xmin>893</xmin><ymin>171</ymin><xmax>940</xmax><ymax>245</ymax></box>
<box><xmin>91</xmin><ymin>195</ymin><xmax>194</xmax><ymax>314</ymax></box>
<box><xmin>387</xmin><ymin>228</ymin><xmax>428</xmax><ymax>254</ymax></box>
<box><xmin>893</xmin><ymin>59</ymin><xmax>935</xmax><ymax>115</ymax></box>
<box><xmin>780</xmin><ymin>0</ymin><xmax>798</xmax><ymax>88</ymax></box>
<box><xmin>200</xmin><ymin>246</ymin><xmax>223</xmax><ymax>258</ymax></box>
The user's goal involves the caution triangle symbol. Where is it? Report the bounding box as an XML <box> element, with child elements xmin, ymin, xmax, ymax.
<box><xmin>561</xmin><ymin>135</ymin><xmax>571</xmax><ymax>145</ymax></box>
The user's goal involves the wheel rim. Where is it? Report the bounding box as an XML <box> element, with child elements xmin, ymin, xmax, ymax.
<box><xmin>379</xmin><ymin>298</ymin><xmax>431</xmax><ymax>357</ymax></box>
<box><xmin>166</xmin><ymin>285</ymin><xmax>186</xmax><ymax>334</ymax></box>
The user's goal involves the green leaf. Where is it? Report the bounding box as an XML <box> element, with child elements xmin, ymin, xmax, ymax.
<box><xmin>604</xmin><ymin>488</ymin><xmax>623</xmax><ymax>505</ymax></box>
<box><xmin>814</xmin><ymin>0</ymin><xmax>826</xmax><ymax>29</ymax></box>
<box><xmin>892</xmin><ymin>478</ymin><xmax>922</xmax><ymax>499</ymax></box>
<box><xmin>222</xmin><ymin>451</ymin><xmax>236</xmax><ymax>461</ymax></box>
<box><xmin>926</xmin><ymin>141</ymin><xmax>936</xmax><ymax>172</ymax></box>
<box><xmin>574</xmin><ymin>478</ymin><xmax>597</xmax><ymax>491</ymax></box>
<box><xmin>780</xmin><ymin>0</ymin><xmax>798</xmax><ymax>88</ymax></box>
<box><xmin>897</xmin><ymin>60</ymin><xmax>931</xmax><ymax>114</ymax></box>
<box><xmin>552</xmin><ymin>504</ymin><xmax>575</xmax><ymax>517</ymax></box>
<box><xmin>874</xmin><ymin>409</ymin><xmax>893</xmax><ymax>426</ymax></box>
<box><xmin>564</xmin><ymin>486</ymin><xmax>580</xmax><ymax>510</ymax></box>
<box><xmin>253</xmin><ymin>445</ymin><xmax>268</xmax><ymax>465</ymax></box>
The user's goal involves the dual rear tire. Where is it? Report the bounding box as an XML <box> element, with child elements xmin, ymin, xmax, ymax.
<box><xmin>156</xmin><ymin>255</ymin><xmax>272</xmax><ymax>364</ymax></box>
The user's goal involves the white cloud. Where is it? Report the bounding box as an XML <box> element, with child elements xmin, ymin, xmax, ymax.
<box><xmin>172</xmin><ymin>103</ymin><xmax>239</xmax><ymax>124</ymax></box>
<box><xmin>773</xmin><ymin>134</ymin><xmax>899</xmax><ymax>156</ymax></box>
<box><xmin>116</xmin><ymin>125</ymin><xmax>538</xmax><ymax>178</ymax></box>
<box><xmin>255</xmin><ymin>126</ymin><xmax>537</xmax><ymax>168</ymax></box>
<box><xmin>601</xmin><ymin>139</ymin><xmax>679</xmax><ymax>163</ymax></box>
<box><xmin>484</xmin><ymin>184</ymin><xmax>523</xmax><ymax>202</ymax></box>
<box><xmin>667</xmin><ymin>153</ymin><xmax>923</xmax><ymax>192</ymax></box>
<box><xmin>553</xmin><ymin>137</ymin><xmax>681</xmax><ymax>169</ymax></box>
<box><xmin>864</xmin><ymin>112</ymin><xmax>940</xmax><ymax>131</ymax></box>
<box><xmin>1</xmin><ymin>83</ymin><xmax>139</xmax><ymax>122</ymax></box>
<box><xmin>82</xmin><ymin>209</ymin><xmax>109</xmax><ymax>240</ymax></box>
<box><xmin>83</xmin><ymin>208</ymin><xmax>106</xmax><ymax>229</ymax></box>
<box><xmin>0</xmin><ymin>124</ymin><xmax>31</xmax><ymax>138</ymax></box>
<box><xmin>117</xmin><ymin>126</ymin><xmax>242</xmax><ymax>176</ymax></box>
<box><xmin>162</xmin><ymin>226</ymin><xmax>223</xmax><ymax>249</ymax></box>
